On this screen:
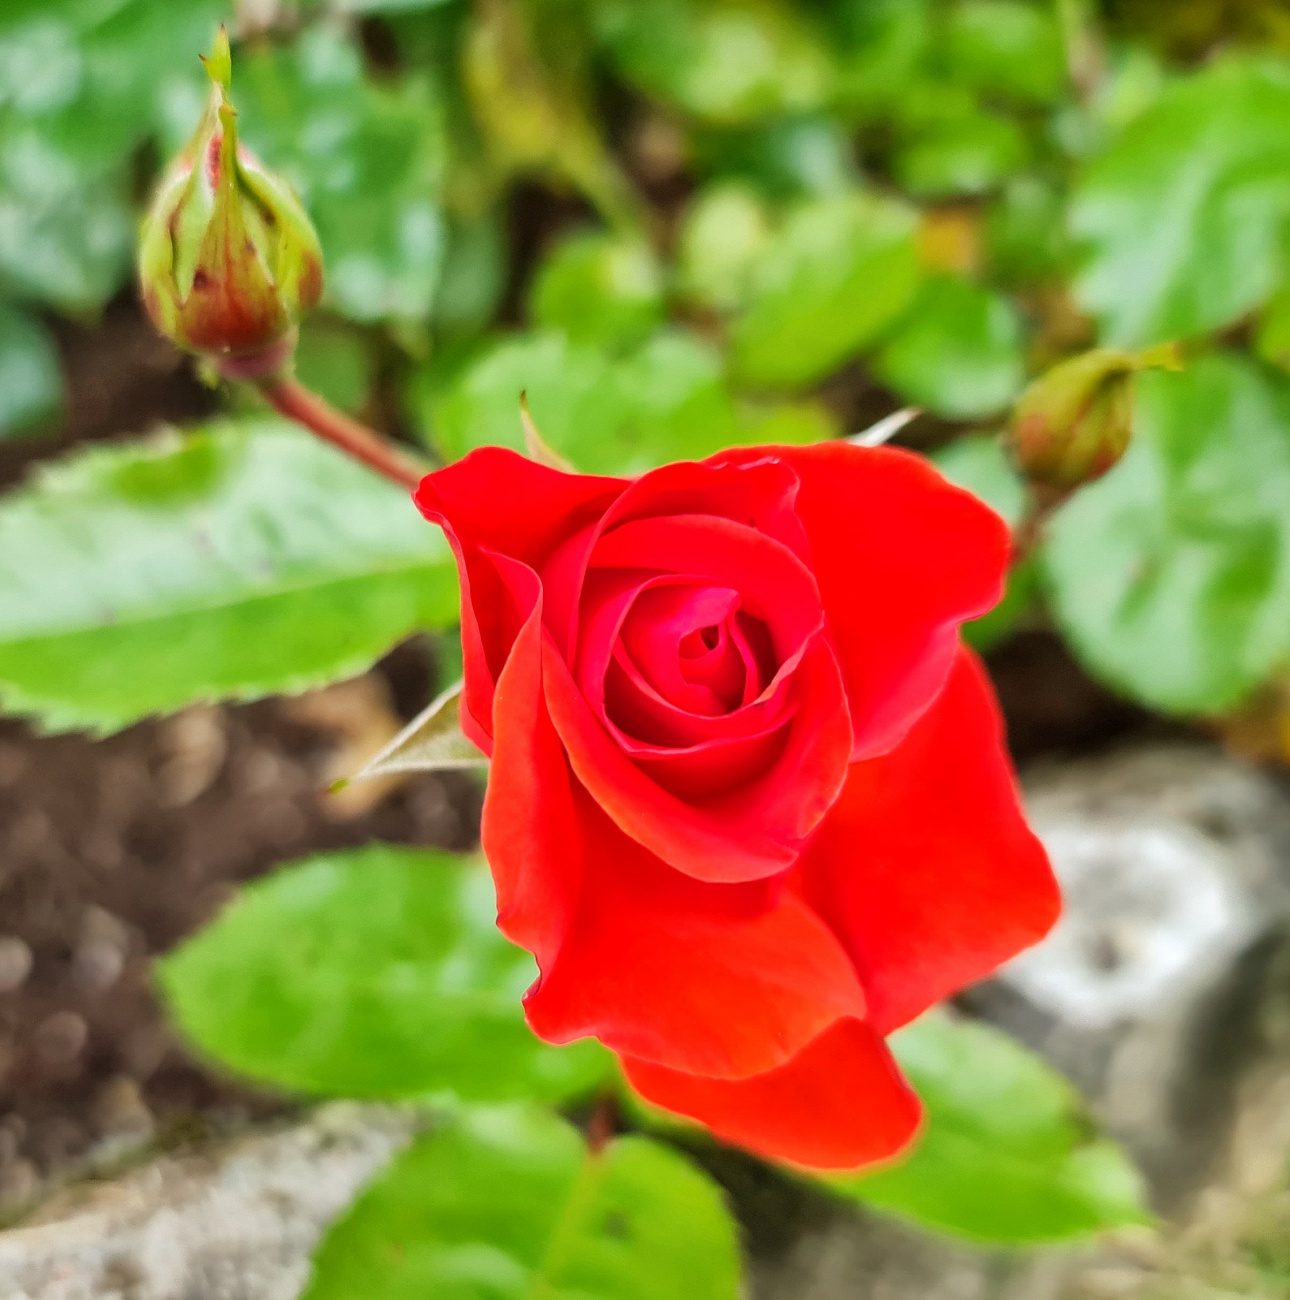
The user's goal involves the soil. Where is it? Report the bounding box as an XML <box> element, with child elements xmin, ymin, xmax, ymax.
<box><xmin>0</xmin><ymin>292</ymin><xmax>1173</xmax><ymax>1218</ymax></box>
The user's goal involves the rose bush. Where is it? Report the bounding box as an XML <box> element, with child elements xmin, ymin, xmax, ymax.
<box><xmin>416</xmin><ymin>440</ymin><xmax>1060</xmax><ymax>1169</ymax></box>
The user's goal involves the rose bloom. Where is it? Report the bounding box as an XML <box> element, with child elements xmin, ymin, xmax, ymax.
<box><xmin>416</xmin><ymin>441</ymin><xmax>1060</xmax><ymax>1169</ymax></box>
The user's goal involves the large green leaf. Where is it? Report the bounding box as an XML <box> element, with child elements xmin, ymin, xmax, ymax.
<box><xmin>832</xmin><ymin>1013</ymin><xmax>1149</xmax><ymax>1244</ymax></box>
<box><xmin>0</xmin><ymin>418</ymin><xmax>456</xmax><ymax>733</ymax></box>
<box><xmin>0</xmin><ymin>304</ymin><xmax>61</xmax><ymax>437</ymax></box>
<box><xmin>425</xmin><ymin>328</ymin><xmax>820</xmax><ymax>474</ymax></box>
<box><xmin>234</xmin><ymin>23</ymin><xmax>445</xmax><ymax>324</ymax></box>
<box><xmin>303</xmin><ymin>1105</ymin><xmax>742</xmax><ymax>1300</ymax></box>
<box><xmin>0</xmin><ymin>0</ymin><xmax>227</xmax><ymax>308</ymax></box>
<box><xmin>1072</xmin><ymin>59</ymin><xmax>1290</xmax><ymax>346</ymax></box>
<box><xmin>1044</xmin><ymin>353</ymin><xmax>1290</xmax><ymax>714</ymax></box>
<box><xmin>596</xmin><ymin>0</ymin><xmax>834</xmax><ymax>125</ymax></box>
<box><xmin>160</xmin><ymin>848</ymin><xmax>609</xmax><ymax>1104</ymax></box>
<box><xmin>730</xmin><ymin>190</ymin><xmax>921</xmax><ymax>388</ymax></box>
<box><xmin>874</xmin><ymin>276</ymin><xmax>1026</xmax><ymax>419</ymax></box>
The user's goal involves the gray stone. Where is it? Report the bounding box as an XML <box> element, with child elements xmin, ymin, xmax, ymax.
<box><xmin>970</xmin><ymin>743</ymin><xmax>1290</xmax><ymax>1213</ymax></box>
<box><xmin>0</xmin><ymin>1105</ymin><xmax>418</xmax><ymax>1300</ymax></box>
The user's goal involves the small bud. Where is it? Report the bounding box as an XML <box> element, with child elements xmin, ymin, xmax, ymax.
<box><xmin>1007</xmin><ymin>343</ymin><xmax>1182</xmax><ymax>490</ymax></box>
<box><xmin>138</xmin><ymin>27</ymin><xmax>323</xmax><ymax>374</ymax></box>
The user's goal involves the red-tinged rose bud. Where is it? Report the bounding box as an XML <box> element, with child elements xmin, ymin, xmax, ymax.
<box><xmin>1007</xmin><ymin>343</ymin><xmax>1182</xmax><ymax>490</ymax></box>
<box><xmin>138</xmin><ymin>27</ymin><xmax>323</xmax><ymax>375</ymax></box>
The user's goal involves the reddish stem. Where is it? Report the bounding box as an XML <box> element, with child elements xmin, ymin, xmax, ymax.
<box><xmin>257</xmin><ymin>375</ymin><xmax>426</xmax><ymax>491</ymax></box>
<box><xmin>586</xmin><ymin>1090</ymin><xmax>618</xmax><ymax>1156</ymax></box>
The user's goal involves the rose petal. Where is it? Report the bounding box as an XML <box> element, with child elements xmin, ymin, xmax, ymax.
<box><xmin>524</xmin><ymin>790</ymin><xmax>866</xmax><ymax>1079</ymax></box>
<box><xmin>621</xmin><ymin>1018</ymin><xmax>923</xmax><ymax>1170</ymax></box>
<box><xmin>477</xmin><ymin>554</ymin><xmax>582</xmax><ymax>971</ymax></box>
<box><xmin>589</xmin><ymin>515</ymin><xmax>823</xmax><ymax>664</ymax></box>
<box><xmin>798</xmin><ymin>648</ymin><xmax>1060</xmax><ymax>1035</ymax></box>
<box><xmin>545</xmin><ymin>632</ymin><xmax>851</xmax><ymax>881</ymax></box>
<box><xmin>720</xmin><ymin>443</ymin><xmax>1011</xmax><ymax>760</ymax></box>
<box><xmin>415</xmin><ymin>450</ymin><xmax>624</xmax><ymax>742</ymax></box>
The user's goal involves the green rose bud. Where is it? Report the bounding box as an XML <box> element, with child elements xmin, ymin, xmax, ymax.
<box><xmin>1007</xmin><ymin>343</ymin><xmax>1182</xmax><ymax>490</ymax></box>
<box><xmin>138</xmin><ymin>27</ymin><xmax>323</xmax><ymax>375</ymax></box>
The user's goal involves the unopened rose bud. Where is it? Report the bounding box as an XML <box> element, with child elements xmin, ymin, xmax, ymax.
<box><xmin>1007</xmin><ymin>343</ymin><xmax>1182</xmax><ymax>490</ymax></box>
<box><xmin>138</xmin><ymin>27</ymin><xmax>323</xmax><ymax>375</ymax></box>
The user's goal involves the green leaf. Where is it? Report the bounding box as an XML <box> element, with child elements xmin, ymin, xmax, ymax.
<box><xmin>0</xmin><ymin>0</ymin><xmax>227</xmax><ymax>309</ymax></box>
<box><xmin>304</xmin><ymin>1105</ymin><xmax>742</xmax><ymax>1300</ymax></box>
<box><xmin>1044</xmin><ymin>352</ymin><xmax>1290</xmax><ymax>714</ymax></box>
<box><xmin>597</xmin><ymin>0</ymin><xmax>834</xmax><ymax>126</ymax></box>
<box><xmin>985</xmin><ymin>176</ymin><xmax>1074</xmax><ymax>286</ymax></box>
<box><xmin>730</xmin><ymin>190</ymin><xmax>921</xmax><ymax>388</ymax></box>
<box><xmin>874</xmin><ymin>276</ymin><xmax>1026</xmax><ymax>419</ymax></box>
<box><xmin>1072</xmin><ymin>59</ymin><xmax>1290</xmax><ymax>346</ymax></box>
<box><xmin>942</xmin><ymin>0</ymin><xmax>1067</xmax><ymax>106</ymax></box>
<box><xmin>831</xmin><ymin>1012</ymin><xmax>1149</xmax><ymax>1244</ymax></box>
<box><xmin>294</xmin><ymin>322</ymin><xmax>372</xmax><ymax>416</ymax></box>
<box><xmin>0</xmin><ymin>418</ymin><xmax>456</xmax><ymax>734</ymax></box>
<box><xmin>426</xmin><ymin>329</ymin><xmax>767</xmax><ymax>474</ymax></box>
<box><xmin>530</xmin><ymin>230</ymin><xmax>663</xmax><ymax>352</ymax></box>
<box><xmin>677</xmin><ymin>181</ymin><xmax>773</xmax><ymax>311</ymax></box>
<box><xmin>830</xmin><ymin>0</ymin><xmax>932</xmax><ymax>122</ymax></box>
<box><xmin>692</xmin><ymin>115</ymin><xmax>858</xmax><ymax>199</ymax></box>
<box><xmin>161</xmin><ymin>849</ymin><xmax>608</xmax><ymax>1105</ymax></box>
<box><xmin>234</xmin><ymin>24</ymin><xmax>445</xmax><ymax>324</ymax></box>
<box><xmin>933</xmin><ymin>434</ymin><xmax>1035</xmax><ymax>651</ymax></box>
<box><xmin>0</xmin><ymin>304</ymin><xmax>61</xmax><ymax>437</ymax></box>
<box><xmin>893</xmin><ymin>99</ymin><xmax>1030</xmax><ymax>199</ymax></box>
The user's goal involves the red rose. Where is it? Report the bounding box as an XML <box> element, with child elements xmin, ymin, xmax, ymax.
<box><xmin>416</xmin><ymin>441</ymin><xmax>1060</xmax><ymax>1169</ymax></box>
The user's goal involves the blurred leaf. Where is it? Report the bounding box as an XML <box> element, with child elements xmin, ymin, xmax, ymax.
<box><xmin>464</xmin><ymin>0</ymin><xmax>638</xmax><ymax>229</ymax></box>
<box><xmin>894</xmin><ymin>99</ymin><xmax>1030</xmax><ymax>199</ymax></box>
<box><xmin>294</xmin><ymin>322</ymin><xmax>371</xmax><ymax>416</ymax></box>
<box><xmin>1072</xmin><ymin>58</ymin><xmax>1290</xmax><ymax>346</ymax></box>
<box><xmin>1045</xmin><ymin>353</ymin><xmax>1290</xmax><ymax>713</ymax></box>
<box><xmin>426</xmin><ymin>328</ymin><xmax>774</xmax><ymax>473</ymax></box>
<box><xmin>0</xmin><ymin>304</ymin><xmax>61</xmax><ymax>437</ymax></box>
<box><xmin>234</xmin><ymin>24</ymin><xmax>446</xmax><ymax>324</ymax></box>
<box><xmin>161</xmin><ymin>848</ymin><xmax>608</xmax><ymax>1103</ymax></box>
<box><xmin>0</xmin><ymin>418</ymin><xmax>456</xmax><ymax>734</ymax></box>
<box><xmin>874</xmin><ymin>276</ymin><xmax>1026</xmax><ymax>419</ymax></box>
<box><xmin>530</xmin><ymin>229</ymin><xmax>663</xmax><ymax>351</ymax></box>
<box><xmin>830</xmin><ymin>0</ymin><xmax>932</xmax><ymax>121</ymax></box>
<box><xmin>693</xmin><ymin>114</ymin><xmax>857</xmax><ymax>199</ymax></box>
<box><xmin>435</xmin><ymin>211</ymin><xmax>507</xmax><ymax>338</ymax></box>
<box><xmin>942</xmin><ymin>1</ymin><xmax>1067</xmax><ymax>105</ymax></box>
<box><xmin>678</xmin><ymin>181</ymin><xmax>773</xmax><ymax>311</ymax></box>
<box><xmin>933</xmin><ymin>434</ymin><xmax>1035</xmax><ymax>650</ymax></box>
<box><xmin>736</xmin><ymin>398</ymin><xmax>838</xmax><ymax>447</ymax></box>
<box><xmin>730</xmin><ymin>190</ymin><xmax>921</xmax><ymax>388</ymax></box>
<box><xmin>831</xmin><ymin>1012</ymin><xmax>1149</xmax><ymax>1243</ymax></box>
<box><xmin>0</xmin><ymin>0</ymin><xmax>226</xmax><ymax>309</ymax></box>
<box><xmin>303</xmin><ymin>1105</ymin><xmax>742</xmax><ymax>1300</ymax></box>
<box><xmin>597</xmin><ymin>0</ymin><xmax>834</xmax><ymax>125</ymax></box>
<box><xmin>985</xmin><ymin>176</ymin><xmax>1073</xmax><ymax>285</ymax></box>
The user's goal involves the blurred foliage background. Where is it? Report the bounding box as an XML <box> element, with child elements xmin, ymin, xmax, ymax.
<box><xmin>8</xmin><ymin>0</ymin><xmax>1290</xmax><ymax>733</ymax></box>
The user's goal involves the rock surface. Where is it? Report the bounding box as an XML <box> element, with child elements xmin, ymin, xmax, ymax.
<box><xmin>0</xmin><ymin>1105</ymin><xmax>417</xmax><ymax>1300</ymax></box>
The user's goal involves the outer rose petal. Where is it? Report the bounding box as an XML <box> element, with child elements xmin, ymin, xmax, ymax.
<box><xmin>524</xmin><ymin>790</ymin><xmax>866</xmax><ymax>1080</ymax></box>
<box><xmin>724</xmin><ymin>442</ymin><xmax>1011</xmax><ymax>759</ymax></box>
<box><xmin>414</xmin><ymin>450</ymin><xmax>624</xmax><ymax>741</ymax></box>
<box><xmin>798</xmin><ymin>648</ymin><xmax>1060</xmax><ymax>1035</ymax></box>
<box><xmin>479</xmin><ymin>555</ymin><xmax>582</xmax><ymax>972</ymax></box>
<box><xmin>622</xmin><ymin>1019</ymin><xmax>923</xmax><ymax>1170</ymax></box>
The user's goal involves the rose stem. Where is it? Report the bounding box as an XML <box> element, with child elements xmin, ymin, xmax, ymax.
<box><xmin>586</xmin><ymin>1089</ymin><xmax>619</xmax><ymax>1156</ymax></box>
<box><xmin>256</xmin><ymin>374</ymin><xmax>426</xmax><ymax>491</ymax></box>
